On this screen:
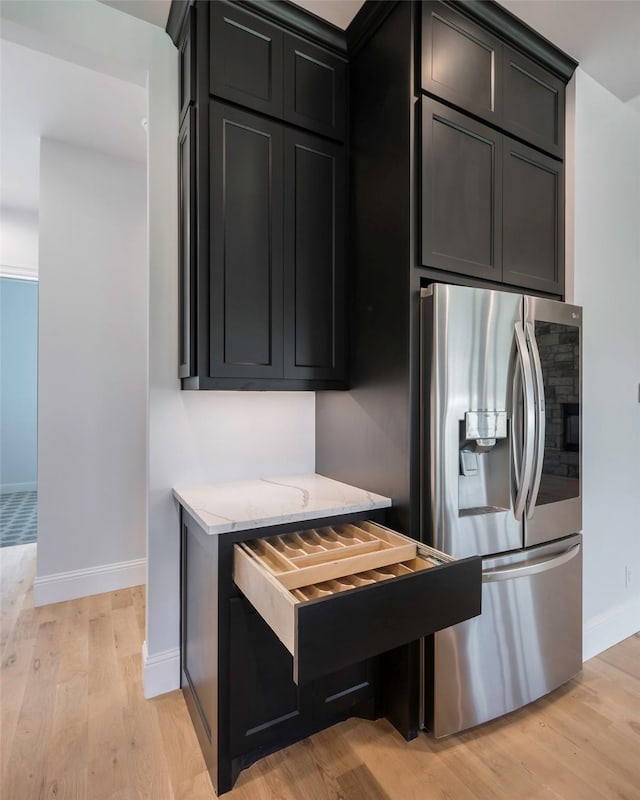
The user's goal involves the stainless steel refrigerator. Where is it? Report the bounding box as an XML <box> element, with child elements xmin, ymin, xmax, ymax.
<box><xmin>420</xmin><ymin>283</ymin><xmax>583</xmax><ymax>737</ymax></box>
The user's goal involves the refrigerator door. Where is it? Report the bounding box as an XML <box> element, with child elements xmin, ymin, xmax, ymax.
<box><xmin>422</xmin><ymin>284</ymin><xmax>524</xmax><ymax>559</ymax></box>
<box><xmin>428</xmin><ymin>534</ymin><xmax>583</xmax><ymax>737</ymax></box>
<box><xmin>524</xmin><ymin>296</ymin><xmax>582</xmax><ymax>547</ymax></box>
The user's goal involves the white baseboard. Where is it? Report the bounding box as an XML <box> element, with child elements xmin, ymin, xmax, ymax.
<box><xmin>583</xmin><ymin>596</ymin><xmax>640</xmax><ymax>662</ymax></box>
<box><xmin>142</xmin><ymin>640</ymin><xmax>180</xmax><ymax>698</ymax></box>
<box><xmin>33</xmin><ymin>557</ymin><xmax>146</xmax><ymax>606</ymax></box>
<box><xmin>0</xmin><ymin>481</ymin><xmax>37</xmax><ymax>494</ymax></box>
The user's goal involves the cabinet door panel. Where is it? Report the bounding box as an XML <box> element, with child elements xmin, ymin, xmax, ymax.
<box><xmin>210</xmin><ymin>2</ymin><xmax>283</xmax><ymax>118</ymax></box>
<box><xmin>313</xmin><ymin>660</ymin><xmax>376</xmax><ymax>720</ymax></box>
<box><xmin>229</xmin><ymin>598</ymin><xmax>312</xmax><ymax>758</ymax></box>
<box><xmin>502</xmin><ymin>138</ymin><xmax>564</xmax><ymax>294</ymax></box>
<box><xmin>178</xmin><ymin>108</ymin><xmax>196</xmax><ymax>379</ymax></box>
<box><xmin>210</xmin><ymin>103</ymin><xmax>283</xmax><ymax>379</ymax></box>
<box><xmin>421</xmin><ymin>98</ymin><xmax>502</xmax><ymax>282</ymax></box>
<box><xmin>503</xmin><ymin>47</ymin><xmax>564</xmax><ymax>157</ymax></box>
<box><xmin>421</xmin><ymin>1</ymin><xmax>502</xmax><ymax>124</ymax></box>
<box><xmin>284</xmin><ymin>130</ymin><xmax>346</xmax><ymax>382</ymax></box>
<box><xmin>284</xmin><ymin>34</ymin><xmax>347</xmax><ymax>141</ymax></box>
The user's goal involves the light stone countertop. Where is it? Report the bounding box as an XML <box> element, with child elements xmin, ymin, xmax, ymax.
<box><xmin>172</xmin><ymin>473</ymin><xmax>392</xmax><ymax>535</ymax></box>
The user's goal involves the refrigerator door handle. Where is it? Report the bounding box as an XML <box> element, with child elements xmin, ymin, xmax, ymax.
<box><xmin>513</xmin><ymin>323</ymin><xmax>536</xmax><ymax>521</ymax></box>
<box><xmin>482</xmin><ymin>543</ymin><xmax>581</xmax><ymax>583</ymax></box>
<box><xmin>526</xmin><ymin>321</ymin><xmax>546</xmax><ymax>519</ymax></box>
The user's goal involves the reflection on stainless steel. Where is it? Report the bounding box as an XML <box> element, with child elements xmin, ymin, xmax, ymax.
<box><xmin>432</xmin><ymin>535</ymin><xmax>582</xmax><ymax>737</ymax></box>
<box><xmin>421</xmin><ymin>284</ymin><xmax>583</xmax><ymax>739</ymax></box>
<box><xmin>426</xmin><ymin>284</ymin><xmax>523</xmax><ymax>560</ymax></box>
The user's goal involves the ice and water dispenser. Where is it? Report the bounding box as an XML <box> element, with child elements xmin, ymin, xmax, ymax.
<box><xmin>458</xmin><ymin>411</ymin><xmax>510</xmax><ymax>517</ymax></box>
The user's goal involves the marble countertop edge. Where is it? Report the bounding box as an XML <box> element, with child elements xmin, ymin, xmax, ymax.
<box><xmin>172</xmin><ymin>473</ymin><xmax>392</xmax><ymax>536</ymax></box>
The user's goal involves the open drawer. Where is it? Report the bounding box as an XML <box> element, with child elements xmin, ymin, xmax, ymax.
<box><xmin>233</xmin><ymin>521</ymin><xmax>481</xmax><ymax>684</ymax></box>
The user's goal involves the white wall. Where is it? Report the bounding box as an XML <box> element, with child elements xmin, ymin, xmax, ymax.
<box><xmin>1</xmin><ymin>2</ymin><xmax>315</xmax><ymax>696</ymax></box>
<box><xmin>0</xmin><ymin>205</ymin><xmax>38</xmax><ymax>279</ymax></box>
<box><xmin>35</xmin><ymin>138</ymin><xmax>147</xmax><ymax>602</ymax></box>
<box><xmin>571</xmin><ymin>68</ymin><xmax>640</xmax><ymax>658</ymax></box>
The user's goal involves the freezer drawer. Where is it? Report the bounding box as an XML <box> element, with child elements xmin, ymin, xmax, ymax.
<box><xmin>234</xmin><ymin>521</ymin><xmax>481</xmax><ymax>684</ymax></box>
<box><xmin>429</xmin><ymin>534</ymin><xmax>582</xmax><ymax>737</ymax></box>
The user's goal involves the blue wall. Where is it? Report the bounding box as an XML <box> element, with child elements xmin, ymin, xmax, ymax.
<box><xmin>1</xmin><ymin>278</ymin><xmax>38</xmax><ymax>492</ymax></box>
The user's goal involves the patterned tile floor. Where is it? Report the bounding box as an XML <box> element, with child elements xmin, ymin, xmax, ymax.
<box><xmin>0</xmin><ymin>491</ymin><xmax>38</xmax><ymax>548</ymax></box>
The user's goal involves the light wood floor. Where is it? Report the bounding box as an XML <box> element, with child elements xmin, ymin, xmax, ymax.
<box><xmin>2</xmin><ymin>543</ymin><xmax>639</xmax><ymax>800</ymax></box>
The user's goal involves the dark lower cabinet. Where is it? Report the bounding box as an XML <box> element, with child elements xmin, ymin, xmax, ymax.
<box><xmin>209</xmin><ymin>102</ymin><xmax>284</xmax><ymax>380</ymax></box>
<box><xmin>180</xmin><ymin>504</ymin><xmax>481</xmax><ymax>794</ymax></box>
<box><xmin>313</xmin><ymin>659</ymin><xmax>377</xmax><ymax>720</ymax></box>
<box><xmin>229</xmin><ymin>598</ymin><xmax>312</xmax><ymax>758</ymax></box>
<box><xmin>502</xmin><ymin>137</ymin><xmax>564</xmax><ymax>294</ymax></box>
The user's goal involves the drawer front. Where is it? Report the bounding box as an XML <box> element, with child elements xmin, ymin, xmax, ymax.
<box><xmin>234</xmin><ymin>523</ymin><xmax>481</xmax><ymax>684</ymax></box>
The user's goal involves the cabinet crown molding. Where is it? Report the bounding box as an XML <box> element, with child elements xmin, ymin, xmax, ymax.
<box><xmin>451</xmin><ymin>0</ymin><xmax>578</xmax><ymax>82</ymax></box>
<box><xmin>167</xmin><ymin>0</ymin><xmax>348</xmax><ymax>55</ymax></box>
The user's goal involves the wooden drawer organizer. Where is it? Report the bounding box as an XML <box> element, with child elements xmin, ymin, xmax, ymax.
<box><xmin>232</xmin><ymin>520</ymin><xmax>476</xmax><ymax>684</ymax></box>
<box><xmin>239</xmin><ymin>521</ymin><xmax>430</xmax><ymax>591</ymax></box>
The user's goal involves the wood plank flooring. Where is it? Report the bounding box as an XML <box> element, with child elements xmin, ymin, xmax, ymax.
<box><xmin>2</xmin><ymin>542</ymin><xmax>639</xmax><ymax>799</ymax></box>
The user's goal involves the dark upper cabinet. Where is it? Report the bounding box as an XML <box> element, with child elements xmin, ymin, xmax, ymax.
<box><xmin>283</xmin><ymin>34</ymin><xmax>347</xmax><ymax>141</ymax></box>
<box><xmin>421</xmin><ymin>2</ymin><xmax>568</xmax><ymax>161</ymax></box>
<box><xmin>178</xmin><ymin>107</ymin><xmax>196</xmax><ymax>379</ymax></box>
<box><xmin>421</xmin><ymin>1</ymin><xmax>502</xmax><ymax>126</ymax></box>
<box><xmin>420</xmin><ymin>97</ymin><xmax>502</xmax><ymax>283</ymax></box>
<box><xmin>173</xmin><ymin>1</ymin><xmax>348</xmax><ymax>389</ymax></box>
<box><xmin>421</xmin><ymin>97</ymin><xmax>564</xmax><ymax>294</ymax></box>
<box><xmin>209</xmin><ymin>102</ymin><xmax>284</xmax><ymax>380</ymax></box>
<box><xmin>178</xmin><ymin>5</ymin><xmax>196</xmax><ymax>125</ymax></box>
<box><xmin>502</xmin><ymin>137</ymin><xmax>564</xmax><ymax>294</ymax></box>
<box><xmin>210</xmin><ymin>1</ymin><xmax>284</xmax><ymax>118</ymax></box>
<box><xmin>502</xmin><ymin>46</ymin><xmax>565</xmax><ymax>159</ymax></box>
<box><xmin>284</xmin><ymin>129</ymin><xmax>346</xmax><ymax>381</ymax></box>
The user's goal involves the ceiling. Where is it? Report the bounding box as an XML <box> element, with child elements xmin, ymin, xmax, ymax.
<box><xmin>0</xmin><ymin>39</ymin><xmax>147</xmax><ymax>212</ymax></box>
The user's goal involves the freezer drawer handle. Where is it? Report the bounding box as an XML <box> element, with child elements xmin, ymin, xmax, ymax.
<box><xmin>482</xmin><ymin>543</ymin><xmax>581</xmax><ymax>583</ymax></box>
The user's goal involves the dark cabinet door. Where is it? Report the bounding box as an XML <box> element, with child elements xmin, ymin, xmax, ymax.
<box><xmin>210</xmin><ymin>1</ymin><xmax>283</xmax><ymax>118</ymax></box>
<box><xmin>502</xmin><ymin>137</ymin><xmax>564</xmax><ymax>294</ymax></box>
<box><xmin>283</xmin><ymin>129</ymin><xmax>346</xmax><ymax>382</ymax></box>
<box><xmin>178</xmin><ymin>107</ymin><xmax>196</xmax><ymax>379</ymax></box>
<box><xmin>229</xmin><ymin>598</ymin><xmax>312</xmax><ymax>758</ymax></box>
<box><xmin>421</xmin><ymin>97</ymin><xmax>502</xmax><ymax>282</ymax></box>
<box><xmin>313</xmin><ymin>660</ymin><xmax>376</xmax><ymax>721</ymax></box>
<box><xmin>503</xmin><ymin>47</ymin><xmax>565</xmax><ymax>158</ymax></box>
<box><xmin>210</xmin><ymin>102</ymin><xmax>284</xmax><ymax>379</ymax></box>
<box><xmin>283</xmin><ymin>34</ymin><xmax>347</xmax><ymax>141</ymax></box>
<box><xmin>421</xmin><ymin>1</ymin><xmax>502</xmax><ymax>125</ymax></box>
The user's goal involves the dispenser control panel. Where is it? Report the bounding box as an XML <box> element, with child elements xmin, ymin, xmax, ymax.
<box><xmin>465</xmin><ymin>411</ymin><xmax>507</xmax><ymax>442</ymax></box>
